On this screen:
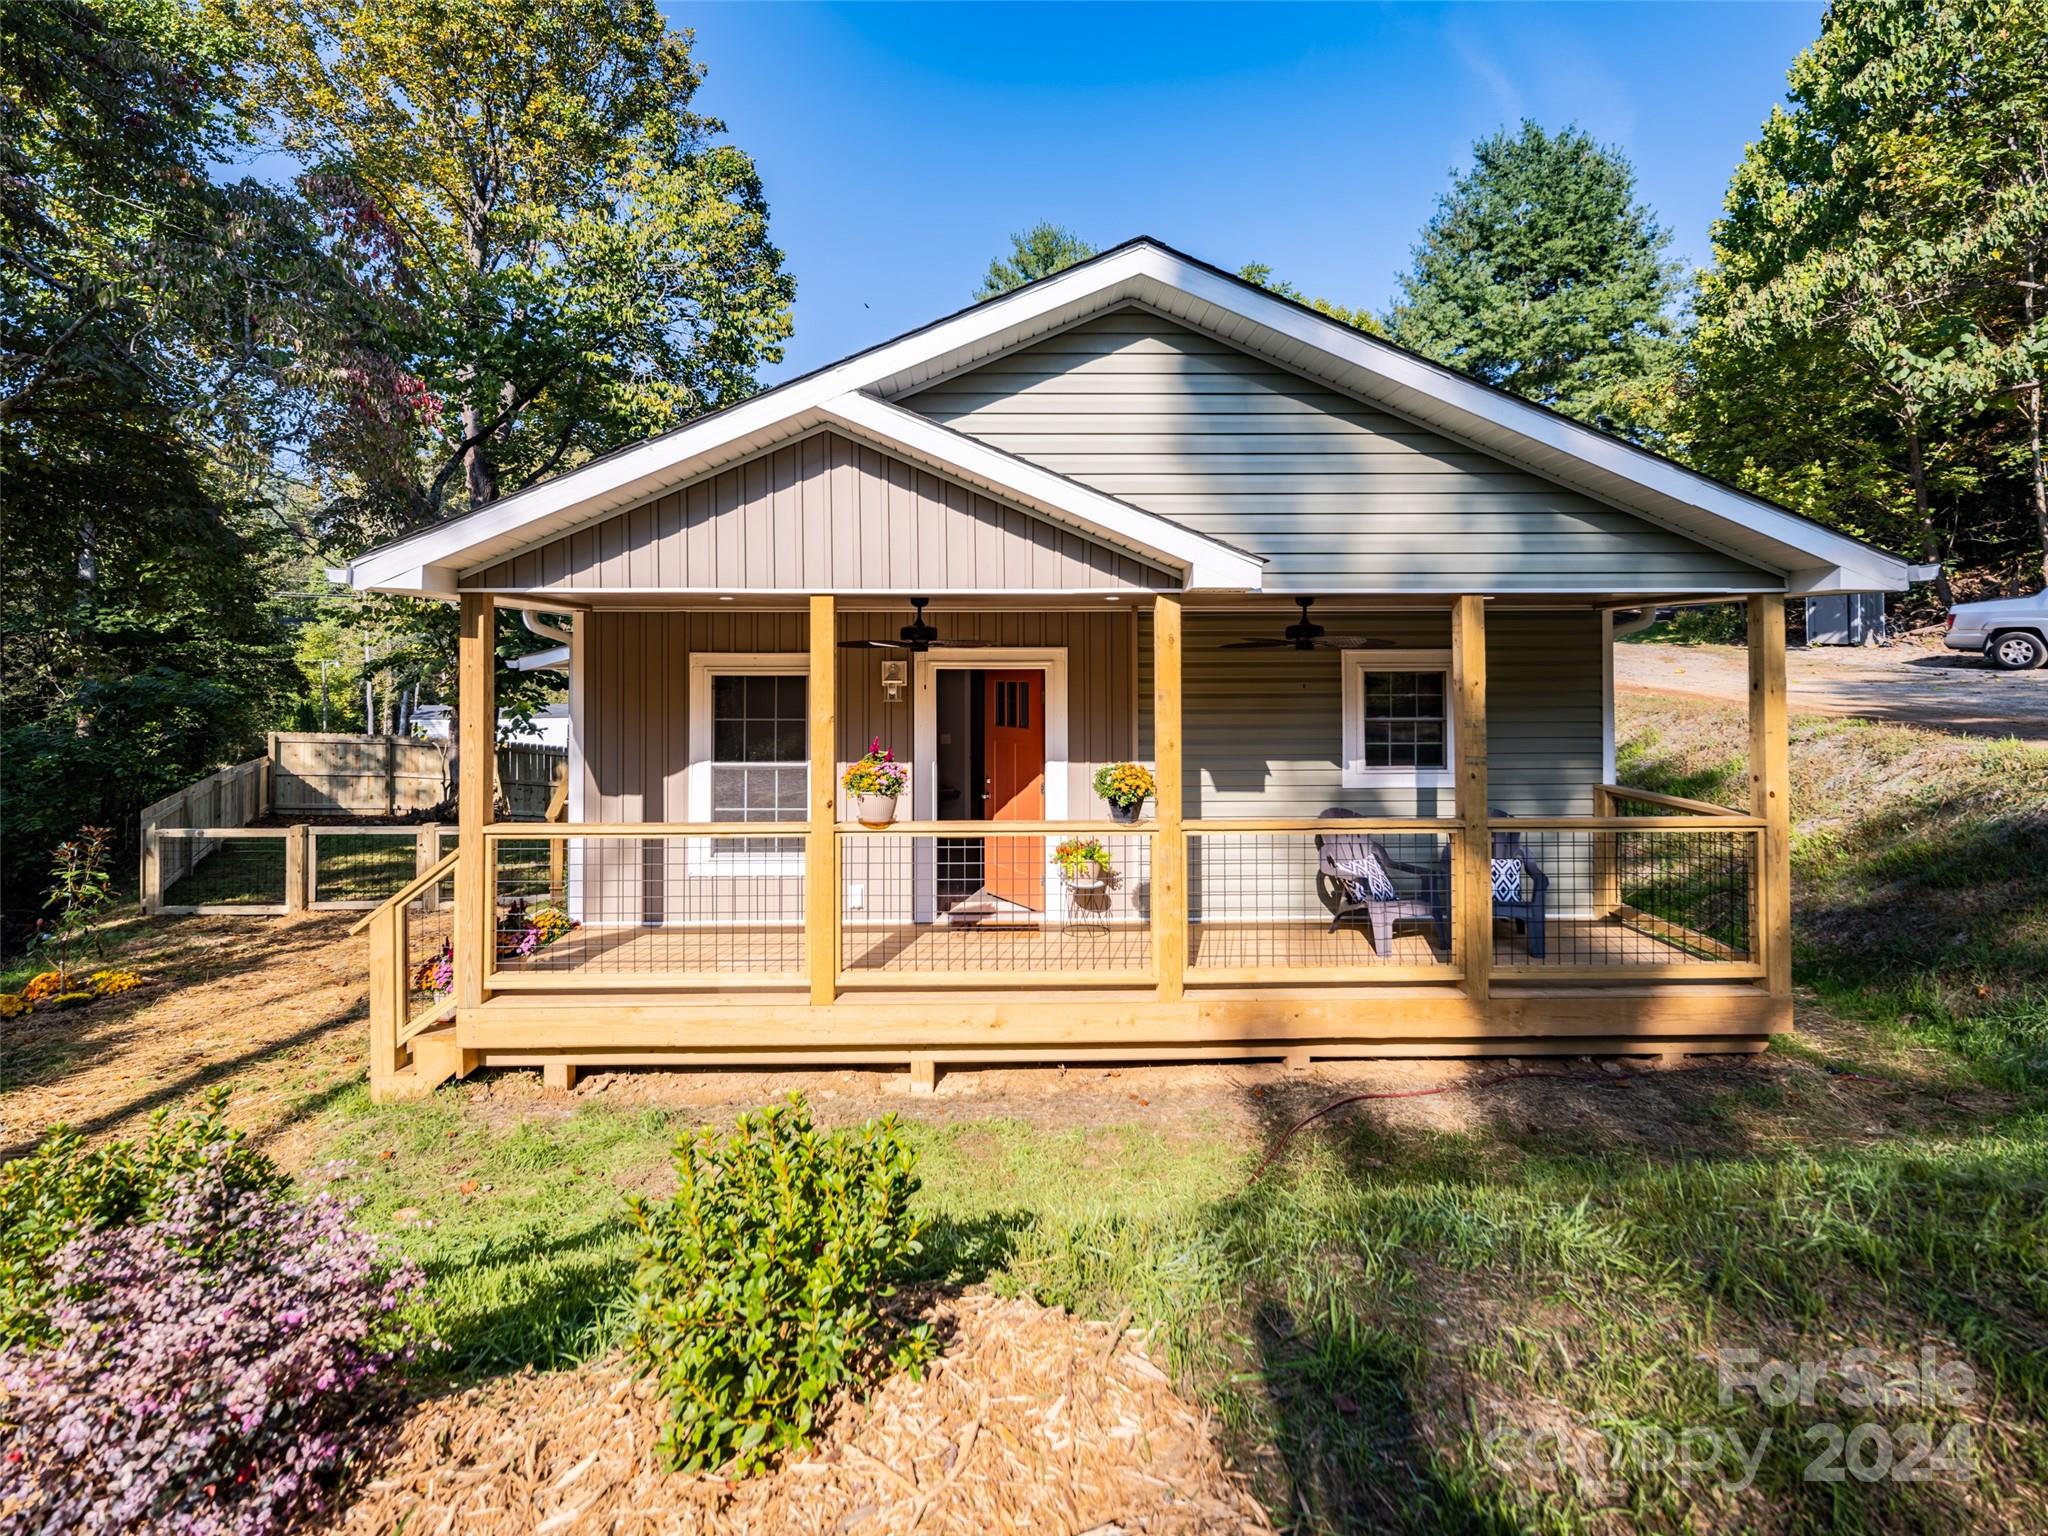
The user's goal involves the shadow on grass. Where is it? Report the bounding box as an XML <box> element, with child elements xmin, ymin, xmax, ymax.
<box><xmin>1192</xmin><ymin>1056</ymin><xmax>2048</xmax><ymax>1533</ymax></box>
<box><xmin>1</xmin><ymin>1000</ymin><xmax>361</xmax><ymax>1157</ymax></box>
<box><xmin>1</xmin><ymin>911</ymin><xmax>366</xmax><ymax>1134</ymax></box>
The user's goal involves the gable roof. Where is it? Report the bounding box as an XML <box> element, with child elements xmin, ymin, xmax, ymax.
<box><xmin>339</xmin><ymin>238</ymin><xmax>1915</xmax><ymax>599</ymax></box>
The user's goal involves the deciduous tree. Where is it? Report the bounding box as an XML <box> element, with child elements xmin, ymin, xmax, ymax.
<box><xmin>247</xmin><ymin>0</ymin><xmax>796</xmax><ymax>538</ymax></box>
<box><xmin>2</xmin><ymin>0</ymin><xmax>315</xmax><ymax>925</ymax></box>
<box><xmin>1691</xmin><ymin>0</ymin><xmax>2048</xmax><ymax>591</ymax></box>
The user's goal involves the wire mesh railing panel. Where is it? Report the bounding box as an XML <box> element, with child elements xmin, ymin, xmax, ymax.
<box><xmin>436</xmin><ymin>827</ymin><xmax>459</xmax><ymax>903</ymax></box>
<box><xmin>487</xmin><ymin>834</ymin><xmax>805</xmax><ymax>979</ymax></box>
<box><xmin>400</xmin><ymin>893</ymin><xmax>455</xmax><ymax>1029</ymax></box>
<box><xmin>310</xmin><ymin>831</ymin><xmax>421</xmax><ymax>907</ymax></box>
<box><xmin>160</xmin><ymin>833</ymin><xmax>289</xmax><ymax>909</ymax></box>
<box><xmin>839</xmin><ymin>831</ymin><xmax>1153</xmax><ymax>977</ymax></box>
<box><xmin>1487</xmin><ymin>826</ymin><xmax>1757</xmax><ymax>969</ymax></box>
<box><xmin>1186</xmin><ymin>829</ymin><xmax>1456</xmax><ymax>973</ymax></box>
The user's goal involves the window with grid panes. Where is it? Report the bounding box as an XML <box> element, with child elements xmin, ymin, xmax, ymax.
<box><xmin>709</xmin><ymin>673</ymin><xmax>807</xmax><ymax>855</ymax></box>
<box><xmin>1357</xmin><ymin>669</ymin><xmax>1447</xmax><ymax>770</ymax></box>
<box><xmin>1340</xmin><ymin>649</ymin><xmax>1454</xmax><ymax>790</ymax></box>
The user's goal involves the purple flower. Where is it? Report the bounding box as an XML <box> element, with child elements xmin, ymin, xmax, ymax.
<box><xmin>0</xmin><ymin>1147</ymin><xmax>427</xmax><ymax>1535</ymax></box>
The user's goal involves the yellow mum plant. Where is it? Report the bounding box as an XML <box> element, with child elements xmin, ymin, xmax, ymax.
<box><xmin>1091</xmin><ymin>762</ymin><xmax>1156</xmax><ymax>811</ymax></box>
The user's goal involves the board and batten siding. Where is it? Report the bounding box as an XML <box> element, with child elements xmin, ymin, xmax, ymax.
<box><xmin>464</xmin><ymin>430</ymin><xmax>1173</xmax><ymax>594</ymax></box>
<box><xmin>908</xmin><ymin>309</ymin><xmax>1776</xmax><ymax>593</ymax></box>
<box><xmin>576</xmin><ymin>608</ymin><xmax>1138</xmax><ymax>926</ymax></box>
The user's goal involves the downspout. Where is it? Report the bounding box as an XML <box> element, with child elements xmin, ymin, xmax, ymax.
<box><xmin>510</xmin><ymin>610</ymin><xmax>574</xmax><ymax>673</ymax></box>
<box><xmin>1609</xmin><ymin>608</ymin><xmax>1657</xmax><ymax>643</ymax></box>
<box><xmin>521</xmin><ymin>610</ymin><xmax>572</xmax><ymax>647</ymax></box>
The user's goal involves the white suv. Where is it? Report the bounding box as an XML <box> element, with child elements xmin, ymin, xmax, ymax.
<box><xmin>1944</xmin><ymin>590</ymin><xmax>2048</xmax><ymax>670</ymax></box>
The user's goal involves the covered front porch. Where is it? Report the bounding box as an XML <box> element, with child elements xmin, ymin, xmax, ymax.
<box><xmin>363</xmin><ymin>590</ymin><xmax>1792</xmax><ymax>1100</ymax></box>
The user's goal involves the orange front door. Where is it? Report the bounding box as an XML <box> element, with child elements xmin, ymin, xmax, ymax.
<box><xmin>983</xmin><ymin>670</ymin><xmax>1045</xmax><ymax>912</ymax></box>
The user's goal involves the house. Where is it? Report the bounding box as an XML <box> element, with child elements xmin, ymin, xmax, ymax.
<box><xmin>338</xmin><ymin>239</ymin><xmax>1916</xmax><ymax>1101</ymax></box>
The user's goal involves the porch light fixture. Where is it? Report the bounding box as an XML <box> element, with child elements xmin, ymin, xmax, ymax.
<box><xmin>880</xmin><ymin>658</ymin><xmax>907</xmax><ymax>702</ymax></box>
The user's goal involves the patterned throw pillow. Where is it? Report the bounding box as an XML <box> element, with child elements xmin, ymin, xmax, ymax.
<box><xmin>1491</xmin><ymin>857</ymin><xmax>1525</xmax><ymax>903</ymax></box>
<box><xmin>1327</xmin><ymin>838</ymin><xmax>1400</xmax><ymax>902</ymax></box>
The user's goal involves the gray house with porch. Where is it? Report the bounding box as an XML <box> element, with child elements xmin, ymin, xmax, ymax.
<box><xmin>334</xmin><ymin>239</ymin><xmax>1913</xmax><ymax>1100</ymax></box>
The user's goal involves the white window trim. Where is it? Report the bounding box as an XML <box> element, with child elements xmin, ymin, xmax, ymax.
<box><xmin>1341</xmin><ymin>648</ymin><xmax>1455</xmax><ymax>791</ymax></box>
<box><xmin>686</xmin><ymin>653</ymin><xmax>810</xmax><ymax>876</ymax></box>
<box><xmin>911</xmin><ymin>647</ymin><xmax>1069</xmax><ymax>924</ymax></box>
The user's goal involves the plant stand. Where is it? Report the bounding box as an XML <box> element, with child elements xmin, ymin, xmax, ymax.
<box><xmin>1061</xmin><ymin>874</ymin><xmax>1109</xmax><ymax>934</ymax></box>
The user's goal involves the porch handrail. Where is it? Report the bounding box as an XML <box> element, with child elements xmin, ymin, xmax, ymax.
<box><xmin>1186</xmin><ymin>817</ymin><xmax>1450</xmax><ymax>833</ymax></box>
<box><xmin>1493</xmin><ymin>814</ymin><xmax>1766</xmax><ymax>831</ymax></box>
<box><xmin>837</xmin><ymin>819</ymin><xmax>1156</xmax><ymax>835</ymax></box>
<box><xmin>1597</xmin><ymin>784</ymin><xmax>1750</xmax><ymax>818</ymax></box>
<box><xmin>347</xmin><ymin>847</ymin><xmax>460</xmax><ymax>937</ymax></box>
<box><xmin>482</xmin><ymin>821</ymin><xmax>789</xmax><ymax>837</ymax></box>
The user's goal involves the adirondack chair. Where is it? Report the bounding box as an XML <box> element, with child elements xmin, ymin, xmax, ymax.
<box><xmin>1428</xmin><ymin>812</ymin><xmax>1550</xmax><ymax>959</ymax></box>
<box><xmin>1314</xmin><ymin>807</ymin><xmax>1448</xmax><ymax>958</ymax></box>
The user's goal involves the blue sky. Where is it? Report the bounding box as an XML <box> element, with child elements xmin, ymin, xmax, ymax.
<box><xmin>675</xmin><ymin>1</ymin><xmax>1825</xmax><ymax>383</ymax></box>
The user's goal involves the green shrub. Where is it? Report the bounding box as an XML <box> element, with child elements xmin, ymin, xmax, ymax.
<box><xmin>0</xmin><ymin>1087</ymin><xmax>286</xmax><ymax>1348</ymax></box>
<box><xmin>626</xmin><ymin>1093</ymin><xmax>930</xmax><ymax>1475</ymax></box>
<box><xmin>1626</xmin><ymin>603</ymin><xmax>1748</xmax><ymax>646</ymax></box>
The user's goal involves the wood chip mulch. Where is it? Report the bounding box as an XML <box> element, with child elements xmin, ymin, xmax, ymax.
<box><xmin>336</xmin><ymin>1291</ymin><xmax>1273</xmax><ymax>1535</ymax></box>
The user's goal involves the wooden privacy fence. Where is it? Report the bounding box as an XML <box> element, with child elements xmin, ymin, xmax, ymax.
<box><xmin>268</xmin><ymin>733</ymin><xmax>449</xmax><ymax>816</ymax></box>
<box><xmin>137</xmin><ymin>759</ymin><xmax>268</xmax><ymax>904</ymax></box>
<box><xmin>266</xmin><ymin>734</ymin><xmax>564</xmax><ymax>819</ymax></box>
<box><xmin>498</xmin><ymin>744</ymin><xmax>565</xmax><ymax>820</ymax></box>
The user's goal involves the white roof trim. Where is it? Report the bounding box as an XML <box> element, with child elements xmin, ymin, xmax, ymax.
<box><xmin>341</xmin><ymin>238</ymin><xmax>1908</xmax><ymax>598</ymax></box>
<box><xmin>815</xmin><ymin>394</ymin><xmax>1261</xmax><ymax>589</ymax></box>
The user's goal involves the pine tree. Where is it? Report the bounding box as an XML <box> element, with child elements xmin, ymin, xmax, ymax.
<box><xmin>977</xmin><ymin>223</ymin><xmax>1097</xmax><ymax>300</ymax></box>
<box><xmin>1385</xmin><ymin>122</ymin><xmax>1682</xmax><ymax>440</ymax></box>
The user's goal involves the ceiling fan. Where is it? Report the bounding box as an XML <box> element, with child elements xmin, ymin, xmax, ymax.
<box><xmin>1221</xmin><ymin>597</ymin><xmax>1394</xmax><ymax>652</ymax></box>
<box><xmin>838</xmin><ymin>597</ymin><xmax>977</xmax><ymax>653</ymax></box>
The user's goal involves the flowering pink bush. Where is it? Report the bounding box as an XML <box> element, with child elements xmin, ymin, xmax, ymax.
<box><xmin>0</xmin><ymin>1148</ymin><xmax>427</xmax><ymax>1535</ymax></box>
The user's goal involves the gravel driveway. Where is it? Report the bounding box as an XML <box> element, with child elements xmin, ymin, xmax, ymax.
<box><xmin>1616</xmin><ymin>635</ymin><xmax>2048</xmax><ymax>741</ymax></box>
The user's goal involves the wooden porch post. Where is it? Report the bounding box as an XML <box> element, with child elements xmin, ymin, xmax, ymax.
<box><xmin>1451</xmin><ymin>596</ymin><xmax>1490</xmax><ymax>1001</ymax></box>
<box><xmin>1747</xmin><ymin>595</ymin><xmax>1792</xmax><ymax>997</ymax></box>
<box><xmin>455</xmin><ymin>593</ymin><xmax>495</xmax><ymax>1013</ymax></box>
<box><xmin>1151</xmin><ymin>594</ymin><xmax>1185</xmax><ymax>1001</ymax></box>
<box><xmin>807</xmin><ymin>594</ymin><xmax>839</xmax><ymax>1006</ymax></box>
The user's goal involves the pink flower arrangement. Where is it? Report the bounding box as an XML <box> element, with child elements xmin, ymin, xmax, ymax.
<box><xmin>842</xmin><ymin>737</ymin><xmax>907</xmax><ymax>798</ymax></box>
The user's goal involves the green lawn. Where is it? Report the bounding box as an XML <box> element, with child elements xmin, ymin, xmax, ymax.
<box><xmin>309</xmin><ymin>1066</ymin><xmax>2044</xmax><ymax>1533</ymax></box>
<box><xmin>77</xmin><ymin>694</ymin><xmax>2045</xmax><ymax>1533</ymax></box>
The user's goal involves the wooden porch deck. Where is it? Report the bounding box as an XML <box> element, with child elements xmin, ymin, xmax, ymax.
<box><xmin>495</xmin><ymin>912</ymin><xmax>1720</xmax><ymax>983</ymax></box>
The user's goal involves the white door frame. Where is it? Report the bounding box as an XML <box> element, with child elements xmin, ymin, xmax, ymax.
<box><xmin>911</xmin><ymin>647</ymin><xmax>1068</xmax><ymax>922</ymax></box>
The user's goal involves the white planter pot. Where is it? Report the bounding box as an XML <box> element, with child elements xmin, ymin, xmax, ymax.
<box><xmin>852</xmin><ymin>792</ymin><xmax>899</xmax><ymax>828</ymax></box>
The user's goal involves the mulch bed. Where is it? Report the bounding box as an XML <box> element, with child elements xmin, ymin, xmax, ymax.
<box><xmin>336</xmin><ymin>1291</ymin><xmax>1271</xmax><ymax>1535</ymax></box>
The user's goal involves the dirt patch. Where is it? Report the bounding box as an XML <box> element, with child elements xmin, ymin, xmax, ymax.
<box><xmin>0</xmin><ymin>910</ymin><xmax>368</xmax><ymax>1159</ymax></box>
<box><xmin>1616</xmin><ymin>638</ymin><xmax>2048</xmax><ymax>741</ymax></box>
<box><xmin>335</xmin><ymin>1290</ymin><xmax>1269</xmax><ymax>1535</ymax></box>
<box><xmin>3</xmin><ymin>905</ymin><xmax>1987</xmax><ymax>1176</ymax></box>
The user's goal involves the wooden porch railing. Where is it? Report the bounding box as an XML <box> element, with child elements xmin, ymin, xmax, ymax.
<box><xmin>443</xmin><ymin>801</ymin><xmax>1773</xmax><ymax>999</ymax></box>
<box><xmin>354</xmin><ymin>848</ymin><xmax>460</xmax><ymax>1099</ymax></box>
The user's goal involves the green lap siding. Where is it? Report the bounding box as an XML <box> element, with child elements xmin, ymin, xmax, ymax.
<box><xmin>909</xmin><ymin>310</ymin><xmax>1775</xmax><ymax>594</ymax></box>
<box><xmin>1140</xmin><ymin>608</ymin><xmax>1601</xmax><ymax>818</ymax></box>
